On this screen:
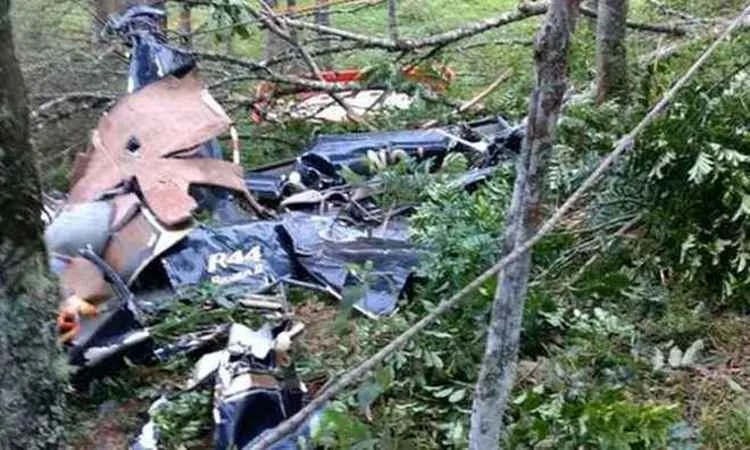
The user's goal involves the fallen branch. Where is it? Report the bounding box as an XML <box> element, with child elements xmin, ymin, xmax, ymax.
<box><xmin>178</xmin><ymin>0</ymin><xmax>384</xmax><ymax>38</ymax></box>
<box><xmin>421</xmin><ymin>70</ymin><xmax>511</xmax><ymax>128</ymax></box>
<box><xmin>199</xmin><ymin>51</ymin><xmax>370</xmax><ymax>91</ymax></box>
<box><xmin>278</xmin><ymin>1</ymin><xmax>685</xmax><ymax>53</ymax></box>
<box><xmin>279</xmin><ymin>2</ymin><xmax>549</xmax><ymax>51</ymax></box>
<box><xmin>249</xmin><ymin>4</ymin><xmax>750</xmax><ymax>448</ymax></box>
<box><xmin>646</xmin><ymin>0</ymin><xmax>710</xmax><ymax>23</ymax></box>
<box><xmin>31</xmin><ymin>91</ymin><xmax>117</xmax><ymax>119</ymax></box>
<box><xmin>640</xmin><ymin>13</ymin><xmax>750</xmax><ymax>65</ymax></box>
<box><xmin>254</xmin><ymin>0</ymin><xmax>375</xmax><ymax>128</ymax></box>
<box><xmin>456</xmin><ymin>37</ymin><xmax>534</xmax><ymax>52</ymax></box>
<box><xmin>580</xmin><ymin>4</ymin><xmax>688</xmax><ymax>35</ymax></box>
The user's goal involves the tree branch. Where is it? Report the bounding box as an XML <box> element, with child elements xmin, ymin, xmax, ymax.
<box><xmin>580</xmin><ymin>3</ymin><xmax>687</xmax><ymax>35</ymax></box>
<box><xmin>279</xmin><ymin>2</ymin><xmax>550</xmax><ymax>51</ymax></box>
<box><xmin>198</xmin><ymin>51</ymin><xmax>369</xmax><ymax>91</ymax></box>
<box><xmin>253</xmin><ymin>0</ymin><xmax>374</xmax><ymax>127</ymax></box>
<box><xmin>30</xmin><ymin>92</ymin><xmax>117</xmax><ymax>121</ymax></box>
<box><xmin>421</xmin><ymin>70</ymin><xmax>511</xmax><ymax>128</ymax></box>
<box><xmin>247</xmin><ymin>5</ymin><xmax>750</xmax><ymax>448</ymax></box>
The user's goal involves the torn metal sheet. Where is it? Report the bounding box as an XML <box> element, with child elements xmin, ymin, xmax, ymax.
<box><xmin>213</xmin><ymin>323</ymin><xmax>307</xmax><ymax>450</ymax></box>
<box><xmin>153</xmin><ymin>324</ymin><xmax>230</xmax><ymax>363</ymax></box>
<box><xmin>245</xmin><ymin>117</ymin><xmax>518</xmax><ymax>205</ymax></box>
<box><xmin>295</xmin><ymin>129</ymin><xmax>452</xmax><ymax>189</ymax></box>
<box><xmin>67</xmin><ymin>70</ymin><xmax>247</xmax><ymax>226</ymax></box>
<box><xmin>45</xmin><ymin>201</ymin><xmax>112</xmax><ymax>257</ymax></box>
<box><xmin>160</xmin><ymin>211</ymin><xmax>418</xmax><ymax>318</ymax></box>
<box><xmin>274</xmin><ymin>90</ymin><xmax>415</xmax><ymax>123</ymax></box>
<box><xmin>131</xmin><ymin>396</ymin><xmax>169</xmax><ymax>450</ymax></box>
<box><xmin>106</xmin><ymin>5</ymin><xmax>192</xmax><ymax>93</ymax></box>
<box><xmin>279</xmin><ymin>212</ymin><xmax>419</xmax><ymax>318</ymax></box>
<box><xmin>161</xmin><ymin>221</ymin><xmax>290</xmax><ymax>296</ymax></box>
<box><xmin>104</xmin><ymin>206</ymin><xmax>192</xmax><ymax>284</ymax></box>
<box><xmin>64</xmin><ymin>249</ymin><xmax>149</xmax><ymax>371</ymax></box>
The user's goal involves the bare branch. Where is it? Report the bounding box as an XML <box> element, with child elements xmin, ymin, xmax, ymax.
<box><xmin>248</xmin><ymin>5</ymin><xmax>750</xmax><ymax>448</ymax></box>
<box><xmin>30</xmin><ymin>91</ymin><xmax>117</xmax><ymax>120</ymax></box>
<box><xmin>276</xmin><ymin>0</ymin><xmax>685</xmax><ymax>54</ymax></box>
<box><xmin>421</xmin><ymin>71</ymin><xmax>511</xmax><ymax>128</ymax></box>
<box><xmin>640</xmin><ymin>13</ymin><xmax>750</xmax><ymax>64</ymax></box>
<box><xmin>456</xmin><ymin>37</ymin><xmax>534</xmax><ymax>52</ymax></box>
<box><xmin>646</xmin><ymin>0</ymin><xmax>709</xmax><ymax>23</ymax></box>
<box><xmin>580</xmin><ymin>3</ymin><xmax>687</xmax><ymax>34</ymax></box>
<box><xmin>198</xmin><ymin>51</ymin><xmax>369</xmax><ymax>91</ymax></box>
<box><xmin>279</xmin><ymin>2</ymin><xmax>549</xmax><ymax>51</ymax></box>
<box><xmin>252</xmin><ymin>1</ymin><xmax>374</xmax><ymax>127</ymax></box>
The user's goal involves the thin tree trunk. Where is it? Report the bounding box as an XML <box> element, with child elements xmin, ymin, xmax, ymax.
<box><xmin>264</xmin><ymin>0</ymin><xmax>291</xmax><ymax>69</ymax></box>
<box><xmin>387</xmin><ymin>0</ymin><xmax>398</xmax><ymax>42</ymax></box>
<box><xmin>0</xmin><ymin>0</ymin><xmax>65</xmax><ymax>446</ymax></box>
<box><xmin>179</xmin><ymin>3</ymin><xmax>192</xmax><ymax>48</ymax></box>
<box><xmin>595</xmin><ymin>0</ymin><xmax>629</xmax><ymax>103</ymax></box>
<box><xmin>314</xmin><ymin>0</ymin><xmax>332</xmax><ymax>68</ymax></box>
<box><xmin>468</xmin><ymin>1</ymin><xmax>579</xmax><ymax>449</ymax></box>
<box><xmin>284</xmin><ymin>0</ymin><xmax>305</xmax><ymax>74</ymax></box>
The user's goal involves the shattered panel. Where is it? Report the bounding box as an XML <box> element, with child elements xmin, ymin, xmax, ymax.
<box><xmin>69</xmin><ymin>71</ymin><xmax>235</xmax><ymax>207</ymax></box>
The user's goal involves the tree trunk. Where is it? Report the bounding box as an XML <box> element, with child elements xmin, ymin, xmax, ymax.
<box><xmin>467</xmin><ymin>1</ymin><xmax>579</xmax><ymax>449</ymax></box>
<box><xmin>0</xmin><ymin>0</ymin><xmax>65</xmax><ymax>446</ymax></box>
<box><xmin>387</xmin><ymin>0</ymin><xmax>398</xmax><ymax>42</ymax></box>
<box><xmin>314</xmin><ymin>0</ymin><xmax>332</xmax><ymax>68</ymax></box>
<box><xmin>264</xmin><ymin>0</ymin><xmax>287</xmax><ymax>61</ymax></box>
<box><xmin>595</xmin><ymin>0</ymin><xmax>628</xmax><ymax>103</ymax></box>
<box><xmin>178</xmin><ymin>3</ymin><xmax>192</xmax><ymax>48</ymax></box>
<box><xmin>264</xmin><ymin>0</ymin><xmax>305</xmax><ymax>73</ymax></box>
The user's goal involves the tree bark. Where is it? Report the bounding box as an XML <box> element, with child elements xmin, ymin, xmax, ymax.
<box><xmin>595</xmin><ymin>0</ymin><xmax>629</xmax><ymax>103</ymax></box>
<box><xmin>0</xmin><ymin>0</ymin><xmax>65</xmax><ymax>446</ymax></box>
<box><xmin>263</xmin><ymin>0</ymin><xmax>296</xmax><ymax>71</ymax></box>
<box><xmin>387</xmin><ymin>0</ymin><xmax>398</xmax><ymax>42</ymax></box>
<box><xmin>314</xmin><ymin>0</ymin><xmax>332</xmax><ymax>68</ymax></box>
<box><xmin>468</xmin><ymin>1</ymin><xmax>579</xmax><ymax>449</ymax></box>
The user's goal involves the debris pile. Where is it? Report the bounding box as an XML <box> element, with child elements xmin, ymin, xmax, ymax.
<box><xmin>42</xmin><ymin>5</ymin><xmax>523</xmax><ymax>448</ymax></box>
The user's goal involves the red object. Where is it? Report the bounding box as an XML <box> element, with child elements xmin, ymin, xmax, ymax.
<box><xmin>251</xmin><ymin>65</ymin><xmax>456</xmax><ymax>123</ymax></box>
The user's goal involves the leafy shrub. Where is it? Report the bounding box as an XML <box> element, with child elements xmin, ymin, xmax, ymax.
<box><xmin>628</xmin><ymin>68</ymin><xmax>750</xmax><ymax>308</ymax></box>
<box><xmin>153</xmin><ymin>391</ymin><xmax>213</xmax><ymax>448</ymax></box>
<box><xmin>509</xmin><ymin>308</ymin><xmax>681</xmax><ymax>449</ymax></box>
<box><xmin>508</xmin><ymin>386</ymin><xmax>680</xmax><ymax>450</ymax></box>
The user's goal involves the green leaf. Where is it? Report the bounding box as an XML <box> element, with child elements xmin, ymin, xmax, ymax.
<box><xmin>434</xmin><ymin>387</ymin><xmax>454</xmax><ymax>398</ymax></box>
<box><xmin>357</xmin><ymin>382</ymin><xmax>383</xmax><ymax>411</ymax></box>
<box><xmin>448</xmin><ymin>388</ymin><xmax>466</xmax><ymax>403</ymax></box>
<box><xmin>688</xmin><ymin>152</ymin><xmax>714</xmax><ymax>184</ymax></box>
<box><xmin>726</xmin><ymin>377</ymin><xmax>746</xmax><ymax>393</ymax></box>
<box><xmin>512</xmin><ymin>392</ymin><xmax>528</xmax><ymax>405</ymax></box>
<box><xmin>649</xmin><ymin>151</ymin><xmax>676</xmax><ymax>179</ymax></box>
<box><xmin>732</xmin><ymin>194</ymin><xmax>750</xmax><ymax>221</ymax></box>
